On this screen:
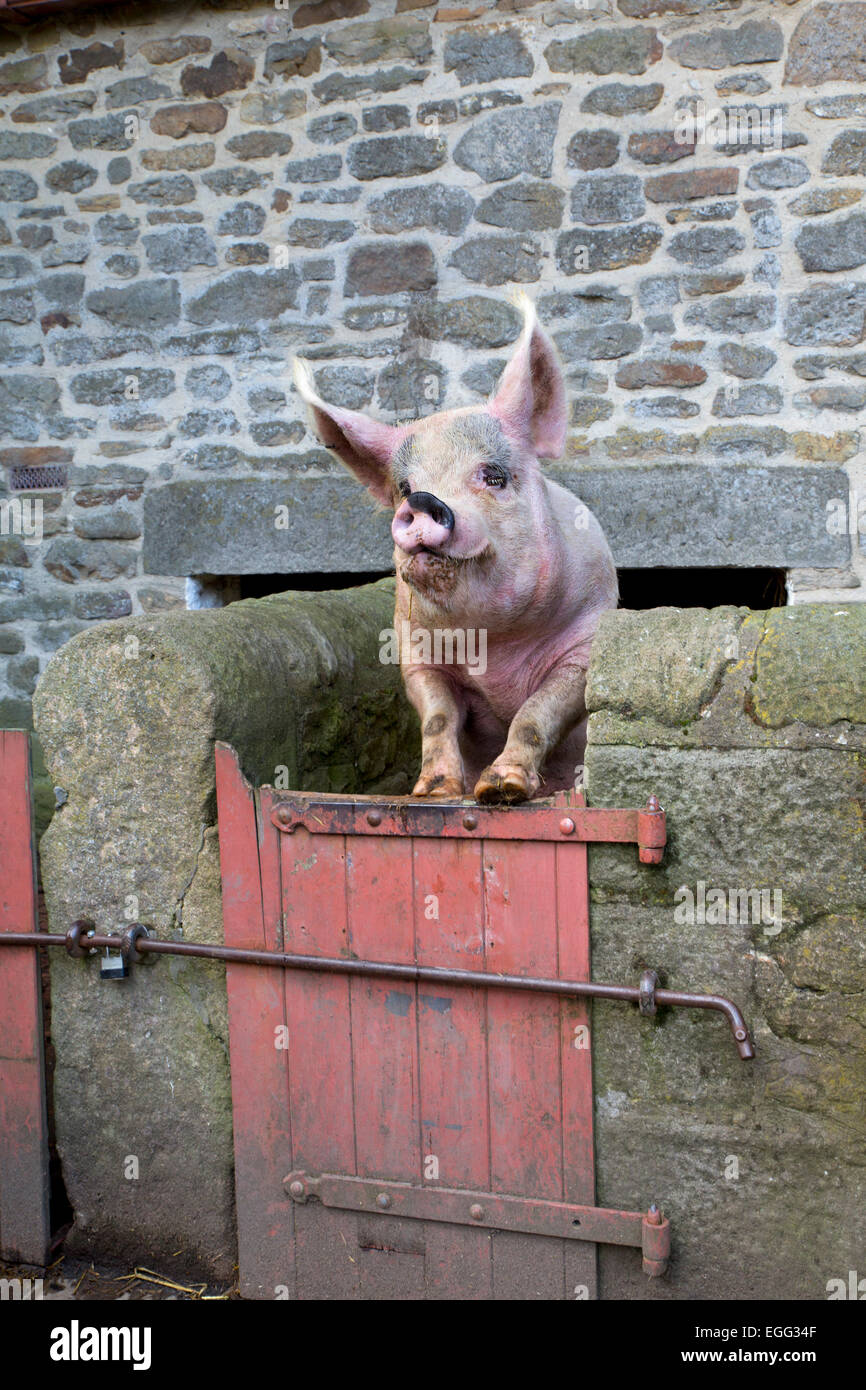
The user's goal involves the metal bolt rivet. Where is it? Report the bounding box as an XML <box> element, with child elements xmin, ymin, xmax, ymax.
<box><xmin>559</xmin><ymin>817</ymin><xmax>575</xmax><ymax>835</ymax></box>
<box><xmin>367</xmin><ymin>810</ymin><xmax>382</xmax><ymax>827</ymax></box>
<box><xmin>735</xmin><ymin>1029</ymin><xmax>746</xmax><ymax>1041</ymax></box>
<box><xmin>469</xmin><ymin>1204</ymin><xmax>484</xmax><ymax>1221</ymax></box>
<box><xmin>276</xmin><ymin>805</ymin><xmax>292</xmax><ymax>825</ymax></box>
<box><xmin>463</xmin><ymin>813</ymin><xmax>478</xmax><ymax>831</ymax></box>
<box><xmin>289</xmin><ymin>1180</ymin><xmax>305</xmax><ymax>1199</ymax></box>
<box><xmin>647</xmin><ymin>795</ymin><xmax>660</xmax><ymax>812</ymax></box>
<box><xmin>376</xmin><ymin>1192</ymin><xmax>391</xmax><ymax>1210</ymax></box>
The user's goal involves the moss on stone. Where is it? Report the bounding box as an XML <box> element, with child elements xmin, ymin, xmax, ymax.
<box><xmin>751</xmin><ymin>605</ymin><xmax>866</xmax><ymax>728</ymax></box>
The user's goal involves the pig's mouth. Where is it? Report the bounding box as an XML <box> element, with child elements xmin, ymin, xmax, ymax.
<box><xmin>410</xmin><ymin>544</ymin><xmax>459</xmax><ymax>560</ymax></box>
<box><xmin>400</xmin><ymin>547</ymin><xmax>460</xmax><ymax>579</ymax></box>
<box><xmin>399</xmin><ymin>543</ymin><xmax>491</xmax><ymax>594</ymax></box>
<box><xmin>399</xmin><ymin>538</ymin><xmax>491</xmax><ymax>563</ymax></box>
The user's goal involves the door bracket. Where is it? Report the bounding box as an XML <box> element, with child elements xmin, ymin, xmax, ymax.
<box><xmin>283</xmin><ymin>1170</ymin><xmax>671</xmax><ymax>1277</ymax></box>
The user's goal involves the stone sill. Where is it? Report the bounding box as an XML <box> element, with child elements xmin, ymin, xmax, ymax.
<box><xmin>143</xmin><ymin>462</ymin><xmax>851</xmax><ymax>575</ymax></box>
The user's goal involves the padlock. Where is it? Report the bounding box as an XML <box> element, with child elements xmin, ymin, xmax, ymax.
<box><xmin>100</xmin><ymin>943</ymin><xmax>128</xmax><ymax>980</ymax></box>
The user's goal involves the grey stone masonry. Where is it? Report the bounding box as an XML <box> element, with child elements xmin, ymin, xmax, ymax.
<box><xmin>2</xmin><ymin>0</ymin><xmax>866</xmax><ymax>784</ymax></box>
<box><xmin>32</xmin><ymin>593</ymin><xmax>866</xmax><ymax>1295</ymax></box>
<box><xmin>144</xmin><ymin>463</ymin><xmax>851</xmax><ymax>575</ymax></box>
<box><xmin>584</xmin><ymin>602</ymin><xmax>866</xmax><ymax>1299</ymax></box>
<box><xmin>33</xmin><ymin>577</ymin><xmax>418</xmax><ymax>1279</ymax></box>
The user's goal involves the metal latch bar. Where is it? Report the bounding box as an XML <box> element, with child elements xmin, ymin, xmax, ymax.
<box><xmin>268</xmin><ymin>794</ymin><xmax>667</xmax><ymax>863</ymax></box>
<box><xmin>283</xmin><ymin>1171</ymin><xmax>671</xmax><ymax>1277</ymax></box>
<box><xmin>0</xmin><ymin>926</ymin><xmax>755</xmax><ymax>1059</ymax></box>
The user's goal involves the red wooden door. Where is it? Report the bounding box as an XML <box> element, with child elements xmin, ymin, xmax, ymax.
<box><xmin>216</xmin><ymin>743</ymin><xmax>665</xmax><ymax>1300</ymax></box>
<box><xmin>0</xmin><ymin>731</ymin><xmax>50</xmax><ymax>1266</ymax></box>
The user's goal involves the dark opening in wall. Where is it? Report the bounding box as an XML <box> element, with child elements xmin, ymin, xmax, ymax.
<box><xmin>238</xmin><ymin>571</ymin><xmax>393</xmax><ymax>600</ymax></box>
<box><xmin>617</xmin><ymin>568</ymin><xmax>787</xmax><ymax>611</ymax></box>
<box><xmin>185</xmin><ymin>571</ymin><xmax>394</xmax><ymax>608</ymax></box>
<box><xmin>37</xmin><ymin>891</ymin><xmax>74</xmax><ymax>1250</ymax></box>
<box><xmin>190</xmin><ymin>567</ymin><xmax>788</xmax><ymax>610</ymax></box>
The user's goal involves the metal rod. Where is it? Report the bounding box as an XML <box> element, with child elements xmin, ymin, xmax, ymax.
<box><xmin>0</xmin><ymin>927</ymin><xmax>755</xmax><ymax>1059</ymax></box>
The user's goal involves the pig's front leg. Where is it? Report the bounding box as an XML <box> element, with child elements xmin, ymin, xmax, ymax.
<box><xmin>404</xmin><ymin>667</ymin><xmax>466</xmax><ymax>798</ymax></box>
<box><xmin>474</xmin><ymin>664</ymin><xmax>587</xmax><ymax>804</ymax></box>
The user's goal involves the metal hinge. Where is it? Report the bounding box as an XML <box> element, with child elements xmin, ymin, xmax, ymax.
<box><xmin>284</xmin><ymin>1170</ymin><xmax>671</xmax><ymax>1277</ymax></box>
<box><xmin>269</xmin><ymin>793</ymin><xmax>668</xmax><ymax>864</ymax></box>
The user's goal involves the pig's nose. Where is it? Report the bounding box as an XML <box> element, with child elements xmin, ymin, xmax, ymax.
<box><xmin>406</xmin><ymin>492</ymin><xmax>455</xmax><ymax>531</ymax></box>
<box><xmin>392</xmin><ymin>491</ymin><xmax>455</xmax><ymax>553</ymax></box>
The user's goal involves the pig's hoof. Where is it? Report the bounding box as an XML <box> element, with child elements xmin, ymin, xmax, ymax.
<box><xmin>474</xmin><ymin>764</ymin><xmax>538</xmax><ymax>805</ymax></box>
<box><xmin>412</xmin><ymin>772</ymin><xmax>464</xmax><ymax>798</ymax></box>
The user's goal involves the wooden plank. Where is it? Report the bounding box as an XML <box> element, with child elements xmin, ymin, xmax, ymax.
<box><xmin>279</xmin><ymin>816</ymin><xmax>355</xmax><ymax>1176</ymax></box>
<box><xmin>293</xmin><ymin>1204</ymin><xmax>360</xmax><ymax>1301</ymax></box>
<box><xmin>346</xmin><ymin>834</ymin><xmax>426</xmax><ymax>1298</ymax></box>
<box><xmin>215</xmin><ymin>744</ymin><xmax>293</xmax><ymax>1301</ymax></box>
<box><xmin>355</xmin><ymin>1214</ymin><xmax>426</xmax><ymax>1300</ymax></box>
<box><xmin>413</xmin><ymin>835</ymin><xmax>493</xmax><ymax>1299</ymax></box>
<box><xmin>223</xmin><ymin>769</ymin><xmax>613</xmax><ymax>1301</ymax></box>
<box><xmin>277</xmin><ymin>804</ymin><xmax>360</xmax><ymax>1300</ymax></box>
<box><xmin>555</xmin><ymin>789</ymin><xmax>599</xmax><ymax>1301</ymax></box>
<box><xmin>0</xmin><ymin>730</ymin><xmax>50</xmax><ymax>1266</ymax></box>
<box><xmin>346</xmin><ymin>835</ymin><xmax>420</xmax><ymax>1181</ymax></box>
<box><xmin>483</xmin><ymin>838</ymin><xmax>565</xmax><ymax>1300</ymax></box>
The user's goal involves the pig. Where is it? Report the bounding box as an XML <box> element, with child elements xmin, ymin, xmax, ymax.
<box><xmin>293</xmin><ymin>294</ymin><xmax>618</xmax><ymax>804</ymax></box>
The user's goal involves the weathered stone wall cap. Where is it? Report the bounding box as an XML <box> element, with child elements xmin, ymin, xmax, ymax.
<box><xmin>587</xmin><ymin>603</ymin><xmax>866</xmax><ymax>732</ymax></box>
<box><xmin>751</xmin><ymin>605</ymin><xmax>866</xmax><ymax>729</ymax></box>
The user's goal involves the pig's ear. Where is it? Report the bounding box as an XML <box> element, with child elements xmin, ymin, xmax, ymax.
<box><xmin>293</xmin><ymin>357</ymin><xmax>403</xmax><ymax>505</ymax></box>
<box><xmin>489</xmin><ymin>294</ymin><xmax>567</xmax><ymax>460</ymax></box>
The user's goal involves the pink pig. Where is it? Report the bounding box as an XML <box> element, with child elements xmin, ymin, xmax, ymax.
<box><xmin>293</xmin><ymin>295</ymin><xmax>618</xmax><ymax>803</ymax></box>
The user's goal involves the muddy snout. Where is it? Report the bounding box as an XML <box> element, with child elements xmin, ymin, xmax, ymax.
<box><xmin>392</xmin><ymin>491</ymin><xmax>455</xmax><ymax>555</ymax></box>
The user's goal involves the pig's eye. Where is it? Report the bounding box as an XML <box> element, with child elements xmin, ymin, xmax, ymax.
<box><xmin>482</xmin><ymin>465</ymin><xmax>508</xmax><ymax>490</ymax></box>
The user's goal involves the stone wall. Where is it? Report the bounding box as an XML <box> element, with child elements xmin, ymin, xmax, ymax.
<box><xmin>2</xmin><ymin>0</ymin><xmax>866</xmax><ymax>778</ymax></box>
<box><xmin>33</xmin><ymin>593</ymin><xmax>865</xmax><ymax>1295</ymax></box>
<box><xmin>33</xmin><ymin>577</ymin><xmax>419</xmax><ymax>1278</ymax></box>
<box><xmin>585</xmin><ymin>602</ymin><xmax>866</xmax><ymax>1299</ymax></box>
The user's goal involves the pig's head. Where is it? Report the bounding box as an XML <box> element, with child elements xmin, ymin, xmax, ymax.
<box><xmin>293</xmin><ymin>296</ymin><xmax>568</xmax><ymax>623</ymax></box>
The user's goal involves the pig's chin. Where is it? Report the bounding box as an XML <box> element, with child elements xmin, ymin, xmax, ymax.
<box><xmin>398</xmin><ymin>547</ymin><xmax>474</xmax><ymax>605</ymax></box>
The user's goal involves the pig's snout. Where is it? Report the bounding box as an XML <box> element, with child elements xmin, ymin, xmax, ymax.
<box><xmin>392</xmin><ymin>491</ymin><xmax>455</xmax><ymax>554</ymax></box>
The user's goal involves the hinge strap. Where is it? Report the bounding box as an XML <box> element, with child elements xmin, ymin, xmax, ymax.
<box><xmin>284</xmin><ymin>1170</ymin><xmax>670</xmax><ymax>1277</ymax></box>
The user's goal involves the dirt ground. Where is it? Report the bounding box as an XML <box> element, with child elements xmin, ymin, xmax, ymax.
<box><xmin>0</xmin><ymin>1255</ymin><xmax>239</xmax><ymax>1301</ymax></box>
